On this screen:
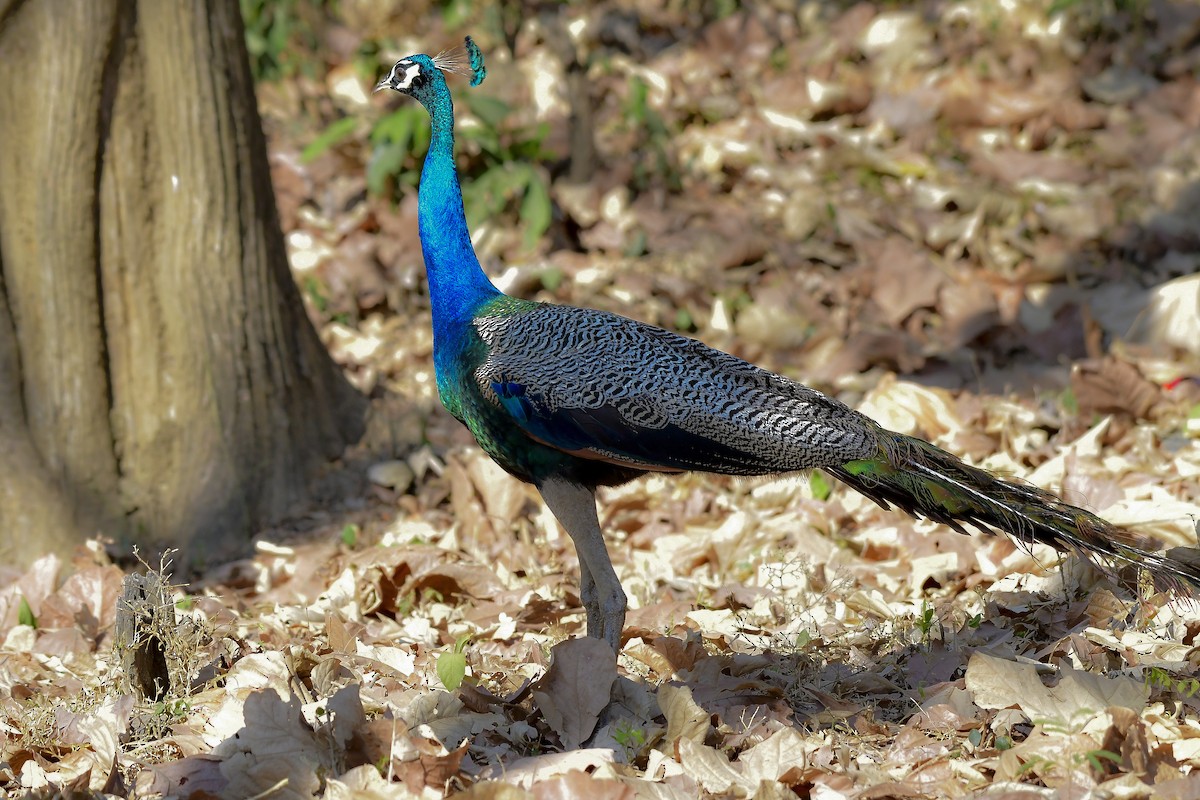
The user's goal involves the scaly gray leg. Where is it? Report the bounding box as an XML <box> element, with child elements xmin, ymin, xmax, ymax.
<box><xmin>538</xmin><ymin>476</ymin><xmax>626</xmax><ymax>651</ymax></box>
<box><xmin>578</xmin><ymin>557</ymin><xmax>600</xmax><ymax>638</ymax></box>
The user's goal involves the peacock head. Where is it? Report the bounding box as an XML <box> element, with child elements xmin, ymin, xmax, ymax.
<box><xmin>375</xmin><ymin>36</ymin><xmax>486</xmax><ymax>104</ymax></box>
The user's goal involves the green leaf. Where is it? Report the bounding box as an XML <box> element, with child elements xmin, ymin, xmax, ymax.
<box><xmin>303</xmin><ymin>275</ymin><xmax>328</xmax><ymax>313</ymax></box>
<box><xmin>370</xmin><ymin>106</ymin><xmax>421</xmax><ymax>146</ymax></box>
<box><xmin>519</xmin><ymin>174</ymin><xmax>551</xmax><ymax>249</ymax></box>
<box><xmin>458</xmin><ymin>123</ymin><xmax>502</xmax><ymax>158</ymax></box>
<box><xmin>623</xmin><ymin>229</ymin><xmax>647</xmax><ymax>258</ymax></box>
<box><xmin>464</xmin><ymin>167</ymin><xmax>515</xmax><ymax>229</ymax></box>
<box><xmin>625</xmin><ymin>76</ymin><xmax>648</xmax><ymax>125</ymax></box>
<box><xmin>540</xmin><ymin>267</ymin><xmax>563</xmax><ymax>292</ymax></box>
<box><xmin>367</xmin><ymin>143</ymin><xmax>408</xmax><ymax>197</ymax></box>
<box><xmin>1060</xmin><ymin>387</ymin><xmax>1078</xmax><ymax>415</ymax></box>
<box><xmin>441</xmin><ymin>0</ymin><xmax>475</xmax><ymax>29</ymax></box>
<box><xmin>302</xmin><ymin>116</ymin><xmax>359</xmax><ymax>163</ymax></box>
<box><xmin>809</xmin><ymin>471</ymin><xmax>832</xmax><ymax>501</ymax></box>
<box><xmin>464</xmin><ymin>94</ymin><xmax>511</xmax><ymax>130</ymax></box>
<box><xmin>245</xmin><ymin>30</ymin><xmax>268</xmax><ymax>57</ymax></box>
<box><xmin>1187</xmin><ymin>403</ymin><xmax>1200</xmax><ymax>439</ymax></box>
<box><xmin>18</xmin><ymin>596</ymin><xmax>36</xmax><ymax>629</ymax></box>
<box><xmin>1086</xmin><ymin>749</ymin><xmax>1122</xmax><ymax>765</ymax></box>
<box><xmin>341</xmin><ymin>524</ymin><xmax>359</xmax><ymax>548</ymax></box>
<box><xmin>436</xmin><ymin>651</ymin><xmax>467</xmax><ymax>691</ymax></box>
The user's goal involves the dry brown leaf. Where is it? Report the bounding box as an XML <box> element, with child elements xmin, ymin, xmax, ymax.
<box><xmin>403</xmin><ymin>560</ymin><xmax>506</xmax><ymax>602</ymax></box>
<box><xmin>396</xmin><ymin>689</ymin><xmax>503</xmax><ymax>747</ymax></box>
<box><xmin>856</xmin><ymin>781</ymin><xmax>930</xmax><ymax>799</ymax></box>
<box><xmin>216</xmin><ymin>690</ymin><xmax>326</xmax><ymax>800</ymax></box>
<box><xmin>658</xmin><ymin>683</ymin><xmax>710</xmax><ymax>747</ymax></box>
<box><xmin>1134</xmin><ymin>272</ymin><xmax>1200</xmax><ymax>357</ymax></box>
<box><xmin>905</xmin><ymin>641</ymin><xmax>967</xmax><ymax>688</ymax></box>
<box><xmin>531</xmin><ymin>638</ymin><xmax>617</xmax><ymax>749</ymax></box>
<box><xmin>623</xmin><ymin>642</ymin><xmax>676</xmax><ymax>678</ymax></box>
<box><xmin>966</xmin><ymin>654</ymin><xmax>1044</xmax><ymax>713</ymax></box>
<box><xmin>859</xmin><ymin>236</ymin><xmax>944</xmax><ymax>327</ymax></box>
<box><xmin>356</xmin><ymin>716</ymin><xmax>404</xmax><ymax>773</ymax></box>
<box><xmin>394</xmin><ymin>740</ymin><xmax>468</xmax><ymax>795</ymax></box>
<box><xmin>325</xmin><ymin>683</ymin><xmax>368</xmax><ymax>749</ymax></box>
<box><xmin>912</xmin><ymin>702</ymin><xmax>977</xmax><ymax>733</ymax></box>
<box><xmin>33</xmin><ymin>627</ymin><xmax>91</xmax><ymax>657</ymax></box>
<box><xmin>1070</xmin><ymin>357</ymin><xmax>1162</xmax><ymax>420</ymax></box>
<box><xmin>325</xmin><ymin>610</ymin><xmax>365</xmax><ymax>653</ymax></box>
<box><xmin>37</xmin><ymin>714</ymin><xmax>119</xmax><ymax>792</ymax></box>
<box><xmin>1</xmin><ymin>553</ymin><xmax>60</xmax><ymax>628</ymax></box>
<box><xmin>966</xmin><ymin>653</ymin><xmax>1147</xmax><ymax>729</ymax></box>
<box><xmin>1098</xmin><ymin>706</ymin><xmax>1152</xmax><ymax>778</ymax></box>
<box><xmin>802</xmin><ymin>686</ymin><xmax>864</xmax><ymax>719</ymax></box>
<box><xmin>938</xmin><ymin>279</ymin><xmax>1000</xmax><ymax>350</ymax></box>
<box><xmin>737</xmin><ymin>727</ymin><xmax>815</xmax><ymax>785</ymax></box>
<box><xmin>35</xmin><ymin>564</ymin><xmax>124</xmax><ymax>635</ymax></box>
<box><xmin>324</xmin><ymin>763</ymin><xmax>412</xmax><ymax>800</ymax></box>
<box><xmin>532</xmin><ymin>771</ymin><xmax>635</xmax><ymax>800</ymax></box>
<box><xmin>356</xmin><ymin>544</ymin><xmax>505</xmax><ymax>616</ymax></box>
<box><xmin>676</xmin><ymin>738</ymin><xmax>752</xmax><ymax>795</ymax></box>
<box><xmin>467</xmin><ymin>452</ymin><xmax>533</xmax><ymax>525</ymax></box>
<box><xmin>971</xmin><ymin>149</ymin><xmax>1092</xmax><ymax>187</ymax></box>
<box><xmin>817</xmin><ymin>329</ymin><xmax>926</xmax><ymax>379</ymax></box>
<box><xmin>942</xmin><ymin>70</ymin><xmax>1051</xmax><ymax>126</ymax></box>
<box><xmin>133</xmin><ymin>755</ymin><xmax>227</xmax><ymax>797</ymax></box>
<box><xmin>479</xmin><ymin>750</ymin><xmax>617</xmax><ymax>787</ymax></box>
<box><xmin>357</xmin><ymin>710</ymin><xmax>470</xmax><ymax>794</ymax></box>
<box><xmin>885</xmin><ymin>726</ymin><xmax>950</xmax><ymax>764</ymax></box>
<box><xmin>857</xmin><ymin>377</ymin><xmax>962</xmax><ymax>441</ymax></box>
<box><xmin>624</xmin><ymin>602</ymin><xmax>699</xmax><ymax>642</ymax></box>
<box><xmin>222</xmin><ymin>651</ymin><xmax>294</xmax><ymax>700</ymax></box>
<box><xmin>455</xmin><ymin>780</ymin><xmax>536</xmax><ymax>800</ymax></box>
<box><xmin>1148</xmin><ymin>776</ymin><xmax>1200</xmax><ymax>800</ymax></box>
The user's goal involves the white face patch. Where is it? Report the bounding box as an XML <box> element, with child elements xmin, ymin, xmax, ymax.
<box><xmin>386</xmin><ymin>60</ymin><xmax>423</xmax><ymax>91</ymax></box>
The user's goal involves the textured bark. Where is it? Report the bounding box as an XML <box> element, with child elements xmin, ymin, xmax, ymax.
<box><xmin>0</xmin><ymin>0</ymin><xmax>364</xmax><ymax>569</ymax></box>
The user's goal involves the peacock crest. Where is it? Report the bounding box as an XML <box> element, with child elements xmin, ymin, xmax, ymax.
<box><xmin>431</xmin><ymin>36</ymin><xmax>487</xmax><ymax>86</ymax></box>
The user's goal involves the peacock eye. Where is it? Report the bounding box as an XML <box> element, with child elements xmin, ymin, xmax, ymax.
<box><xmin>380</xmin><ymin>59</ymin><xmax>424</xmax><ymax>92</ymax></box>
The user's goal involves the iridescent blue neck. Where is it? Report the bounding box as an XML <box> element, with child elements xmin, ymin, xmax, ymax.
<box><xmin>416</xmin><ymin>82</ymin><xmax>500</xmax><ymax>334</ymax></box>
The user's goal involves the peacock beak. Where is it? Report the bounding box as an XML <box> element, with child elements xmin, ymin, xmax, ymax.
<box><xmin>374</xmin><ymin>78</ymin><xmax>392</xmax><ymax>93</ymax></box>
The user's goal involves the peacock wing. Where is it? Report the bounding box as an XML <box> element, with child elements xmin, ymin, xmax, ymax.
<box><xmin>471</xmin><ymin>304</ymin><xmax>877</xmax><ymax>475</ymax></box>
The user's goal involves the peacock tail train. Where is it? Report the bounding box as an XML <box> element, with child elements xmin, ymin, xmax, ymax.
<box><xmin>828</xmin><ymin>434</ymin><xmax>1200</xmax><ymax>592</ymax></box>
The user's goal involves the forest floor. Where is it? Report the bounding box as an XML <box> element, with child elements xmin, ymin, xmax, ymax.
<box><xmin>5</xmin><ymin>1</ymin><xmax>1200</xmax><ymax>797</ymax></box>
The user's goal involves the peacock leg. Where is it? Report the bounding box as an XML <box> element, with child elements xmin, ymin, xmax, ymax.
<box><xmin>538</xmin><ymin>476</ymin><xmax>626</xmax><ymax>651</ymax></box>
<box><xmin>578</xmin><ymin>558</ymin><xmax>602</xmax><ymax>639</ymax></box>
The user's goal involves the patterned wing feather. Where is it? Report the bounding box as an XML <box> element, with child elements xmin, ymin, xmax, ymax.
<box><xmin>472</xmin><ymin>304</ymin><xmax>878</xmax><ymax>475</ymax></box>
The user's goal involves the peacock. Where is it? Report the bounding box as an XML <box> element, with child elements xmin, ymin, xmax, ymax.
<box><xmin>376</xmin><ymin>38</ymin><xmax>1200</xmax><ymax>652</ymax></box>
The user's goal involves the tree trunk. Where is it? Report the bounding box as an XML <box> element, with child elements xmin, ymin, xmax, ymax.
<box><xmin>0</xmin><ymin>0</ymin><xmax>365</xmax><ymax>569</ymax></box>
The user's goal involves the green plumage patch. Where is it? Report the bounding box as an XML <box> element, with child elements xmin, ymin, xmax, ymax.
<box><xmin>477</xmin><ymin>295</ymin><xmax>539</xmax><ymax>319</ymax></box>
<box><xmin>841</xmin><ymin>458</ymin><xmax>888</xmax><ymax>477</ymax></box>
<box><xmin>841</xmin><ymin>456</ymin><xmax>971</xmax><ymax>514</ymax></box>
